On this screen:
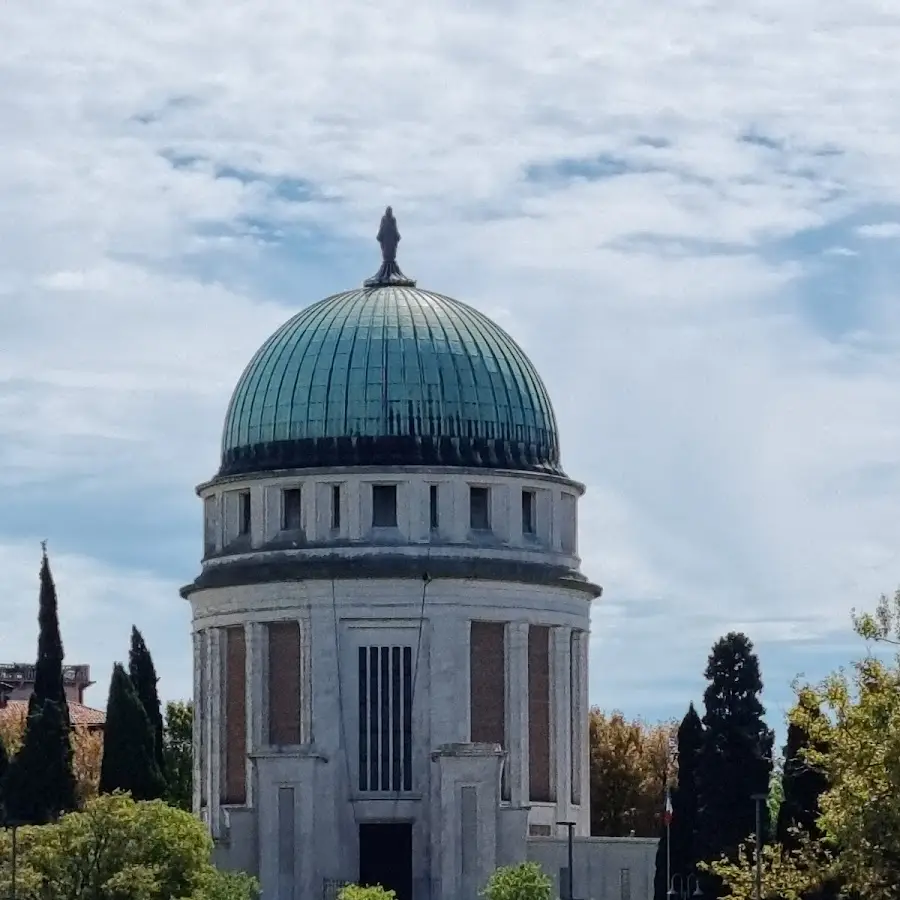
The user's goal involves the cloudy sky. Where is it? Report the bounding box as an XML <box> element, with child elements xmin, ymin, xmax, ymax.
<box><xmin>3</xmin><ymin>0</ymin><xmax>900</xmax><ymax>743</ymax></box>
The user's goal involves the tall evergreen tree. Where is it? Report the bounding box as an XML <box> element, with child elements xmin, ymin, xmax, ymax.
<box><xmin>99</xmin><ymin>663</ymin><xmax>166</xmax><ymax>801</ymax></box>
<box><xmin>776</xmin><ymin>715</ymin><xmax>828</xmax><ymax>848</ymax></box>
<box><xmin>129</xmin><ymin>626</ymin><xmax>166</xmax><ymax>780</ymax></box>
<box><xmin>654</xmin><ymin>704</ymin><xmax>705</xmax><ymax>900</ymax></box>
<box><xmin>2</xmin><ymin>698</ymin><xmax>76</xmax><ymax>823</ymax></box>
<box><xmin>33</xmin><ymin>544</ymin><xmax>69</xmax><ymax>714</ymax></box>
<box><xmin>695</xmin><ymin>633</ymin><xmax>774</xmax><ymax>896</ymax></box>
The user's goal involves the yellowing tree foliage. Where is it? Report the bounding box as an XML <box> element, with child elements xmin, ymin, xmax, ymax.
<box><xmin>0</xmin><ymin>705</ymin><xmax>103</xmax><ymax>805</ymax></box>
<box><xmin>589</xmin><ymin>708</ymin><xmax>675</xmax><ymax>836</ymax></box>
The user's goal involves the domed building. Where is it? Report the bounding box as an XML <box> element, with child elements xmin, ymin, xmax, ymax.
<box><xmin>183</xmin><ymin>212</ymin><xmax>653</xmax><ymax>900</ymax></box>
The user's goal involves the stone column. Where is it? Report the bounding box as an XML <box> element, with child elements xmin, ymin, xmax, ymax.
<box><xmin>552</xmin><ymin>627</ymin><xmax>573</xmax><ymax>826</ymax></box>
<box><xmin>245</xmin><ymin>622</ymin><xmax>265</xmax><ymax>806</ymax></box>
<box><xmin>192</xmin><ymin>629</ymin><xmax>203</xmax><ymax>815</ymax></box>
<box><xmin>207</xmin><ymin>627</ymin><xmax>224</xmax><ymax>838</ymax></box>
<box><xmin>505</xmin><ymin>622</ymin><xmax>530</xmax><ymax>807</ymax></box>
<box><xmin>574</xmin><ymin>630</ymin><xmax>591</xmax><ymax>835</ymax></box>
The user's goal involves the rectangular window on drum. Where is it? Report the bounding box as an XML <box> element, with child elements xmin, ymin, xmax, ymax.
<box><xmin>268</xmin><ymin>621</ymin><xmax>302</xmax><ymax>745</ymax></box>
<box><xmin>331</xmin><ymin>485</ymin><xmax>341</xmax><ymax>531</ymax></box>
<box><xmin>357</xmin><ymin>645</ymin><xmax>413</xmax><ymax>792</ymax></box>
<box><xmin>372</xmin><ymin>484</ymin><xmax>398</xmax><ymax>528</ymax></box>
<box><xmin>528</xmin><ymin>625</ymin><xmax>553</xmax><ymax>802</ymax></box>
<box><xmin>522</xmin><ymin>490</ymin><xmax>536</xmax><ymax>536</ymax></box>
<box><xmin>222</xmin><ymin>626</ymin><xmax>246</xmax><ymax>805</ymax></box>
<box><xmin>238</xmin><ymin>491</ymin><xmax>251</xmax><ymax>536</ymax></box>
<box><xmin>429</xmin><ymin>485</ymin><xmax>439</xmax><ymax>531</ymax></box>
<box><xmin>282</xmin><ymin>488</ymin><xmax>302</xmax><ymax>531</ymax></box>
<box><xmin>470</xmin><ymin>486</ymin><xmax>490</xmax><ymax>531</ymax></box>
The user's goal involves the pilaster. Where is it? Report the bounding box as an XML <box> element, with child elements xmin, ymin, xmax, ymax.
<box><xmin>552</xmin><ymin>626</ymin><xmax>573</xmax><ymax>826</ymax></box>
<box><xmin>208</xmin><ymin>627</ymin><xmax>224</xmax><ymax>837</ymax></box>
<box><xmin>505</xmin><ymin>622</ymin><xmax>530</xmax><ymax>806</ymax></box>
<box><xmin>192</xmin><ymin>629</ymin><xmax>203</xmax><ymax>815</ymax></box>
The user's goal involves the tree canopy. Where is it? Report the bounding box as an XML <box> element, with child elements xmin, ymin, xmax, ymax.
<box><xmin>0</xmin><ymin>793</ymin><xmax>258</xmax><ymax>900</ymax></box>
<box><xmin>588</xmin><ymin>708</ymin><xmax>674</xmax><ymax>836</ymax></box>
<box><xmin>99</xmin><ymin>663</ymin><xmax>166</xmax><ymax>801</ymax></box>
<box><xmin>695</xmin><ymin>632</ymin><xmax>774</xmax><ymax>895</ymax></box>
<box><xmin>129</xmin><ymin>626</ymin><xmax>166</xmax><ymax>781</ymax></box>
<box><xmin>163</xmin><ymin>700</ymin><xmax>194</xmax><ymax>812</ymax></box>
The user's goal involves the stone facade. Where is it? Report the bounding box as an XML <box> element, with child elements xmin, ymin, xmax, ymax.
<box><xmin>183</xmin><ymin>464</ymin><xmax>664</xmax><ymax>900</ymax></box>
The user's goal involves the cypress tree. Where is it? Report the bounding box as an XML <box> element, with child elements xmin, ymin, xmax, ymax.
<box><xmin>99</xmin><ymin>663</ymin><xmax>166</xmax><ymax>801</ymax></box>
<box><xmin>654</xmin><ymin>704</ymin><xmax>704</xmax><ymax>900</ymax></box>
<box><xmin>2</xmin><ymin>698</ymin><xmax>76</xmax><ymax>823</ymax></box>
<box><xmin>33</xmin><ymin>544</ymin><xmax>69</xmax><ymax>714</ymax></box>
<box><xmin>695</xmin><ymin>633</ymin><xmax>774</xmax><ymax>895</ymax></box>
<box><xmin>129</xmin><ymin>626</ymin><xmax>166</xmax><ymax>780</ymax></box>
<box><xmin>2</xmin><ymin>545</ymin><xmax>77</xmax><ymax>822</ymax></box>
<box><xmin>776</xmin><ymin>716</ymin><xmax>827</xmax><ymax>848</ymax></box>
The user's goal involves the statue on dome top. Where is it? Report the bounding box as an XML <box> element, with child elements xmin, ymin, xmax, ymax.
<box><xmin>377</xmin><ymin>206</ymin><xmax>400</xmax><ymax>263</ymax></box>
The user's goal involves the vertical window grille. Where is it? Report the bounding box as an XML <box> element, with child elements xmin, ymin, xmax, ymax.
<box><xmin>357</xmin><ymin>645</ymin><xmax>413</xmax><ymax>791</ymax></box>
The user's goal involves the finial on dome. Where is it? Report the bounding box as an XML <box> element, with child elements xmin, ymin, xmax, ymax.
<box><xmin>364</xmin><ymin>206</ymin><xmax>416</xmax><ymax>287</ymax></box>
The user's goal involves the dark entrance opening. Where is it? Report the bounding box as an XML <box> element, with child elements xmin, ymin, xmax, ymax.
<box><xmin>359</xmin><ymin>822</ymin><xmax>413</xmax><ymax>900</ymax></box>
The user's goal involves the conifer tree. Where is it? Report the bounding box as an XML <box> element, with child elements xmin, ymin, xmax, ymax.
<box><xmin>2</xmin><ymin>698</ymin><xmax>76</xmax><ymax>823</ymax></box>
<box><xmin>33</xmin><ymin>544</ymin><xmax>69</xmax><ymax>714</ymax></box>
<box><xmin>776</xmin><ymin>715</ymin><xmax>828</xmax><ymax>848</ymax></box>
<box><xmin>99</xmin><ymin>663</ymin><xmax>166</xmax><ymax>801</ymax></box>
<box><xmin>695</xmin><ymin>633</ymin><xmax>774</xmax><ymax>895</ymax></box>
<box><xmin>654</xmin><ymin>704</ymin><xmax>704</xmax><ymax>900</ymax></box>
<box><xmin>129</xmin><ymin>626</ymin><xmax>166</xmax><ymax>780</ymax></box>
<box><xmin>2</xmin><ymin>546</ymin><xmax>77</xmax><ymax>822</ymax></box>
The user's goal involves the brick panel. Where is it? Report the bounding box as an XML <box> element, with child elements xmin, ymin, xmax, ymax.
<box><xmin>528</xmin><ymin>625</ymin><xmax>552</xmax><ymax>801</ymax></box>
<box><xmin>470</xmin><ymin>622</ymin><xmax>505</xmax><ymax>745</ymax></box>
<box><xmin>223</xmin><ymin>627</ymin><xmax>247</xmax><ymax>804</ymax></box>
<box><xmin>268</xmin><ymin>621</ymin><xmax>301</xmax><ymax>745</ymax></box>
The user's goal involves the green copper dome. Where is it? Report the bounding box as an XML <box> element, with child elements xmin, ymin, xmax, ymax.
<box><xmin>219</xmin><ymin>211</ymin><xmax>562</xmax><ymax>477</ymax></box>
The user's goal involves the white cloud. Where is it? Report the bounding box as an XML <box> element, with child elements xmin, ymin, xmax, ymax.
<box><xmin>856</xmin><ymin>221</ymin><xmax>900</xmax><ymax>239</ymax></box>
<box><xmin>3</xmin><ymin>0</ymin><xmax>900</xmax><ymax>724</ymax></box>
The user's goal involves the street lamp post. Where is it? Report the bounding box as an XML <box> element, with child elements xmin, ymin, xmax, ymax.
<box><xmin>557</xmin><ymin>821</ymin><xmax>576</xmax><ymax>900</ymax></box>
<box><xmin>751</xmin><ymin>793</ymin><xmax>768</xmax><ymax>900</ymax></box>
<box><xmin>667</xmin><ymin>873</ymin><xmax>702</xmax><ymax>899</ymax></box>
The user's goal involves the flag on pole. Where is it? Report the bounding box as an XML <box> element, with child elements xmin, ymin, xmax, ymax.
<box><xmin>664</xmin><ymin>789</ymin><xmax>673</xmax><ymax>827</ymax></box>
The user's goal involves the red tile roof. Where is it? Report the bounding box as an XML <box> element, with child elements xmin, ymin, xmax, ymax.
<box><xmin>0</xmin><ymin>700</ymin><xmax>105</xmax><ymax>728</ymax></box>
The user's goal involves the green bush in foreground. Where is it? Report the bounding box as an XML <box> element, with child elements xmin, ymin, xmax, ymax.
<box><xmin>0</xmin><ymin>792</ymin><xmax>258</xmax><ymax>900</ymax></box>
<box><xmin>482</xmin><ymin>862</ymin><xmax>552</xmax><ymax>900</ymax></box>
<box><xmin>338</xmin><ymin>885</ymin><xmax>397</xmax><ymax>900</ymax></box>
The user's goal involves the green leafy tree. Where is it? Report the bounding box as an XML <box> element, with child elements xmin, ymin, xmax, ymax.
<box><xmin>482</xmin><ymin>862</ymin><xmax>552</xmax><ymax>900</ymax></box>
<box><xmin>695</xmin><ymin>633</ymin><xmax>774</xmax><ymax>896</ymax></box>
<box><xmin>164</xmin><ymin>700</ymin><xmax>194</xmax><ymax>811</ymax></box>
<box><xmin>130</xmin><ymin>626</ymin><xmax>167</xmax><ymax>781</ymax></box>
<box><xmin>0</xmin><ymin>793</ymin><xmax>258</xmax><ymax>900</ymax></box>
<box><xmin>702</xmin><ymin>831</ymin><xmax>833</xmax><ymax>900</ymax></box>
<box><xmin>2</xmin><ymin>698</ymin><xmax>76</xmax><ymax>824</ymax></box>
<box><xmin>99</xmin><ymin>663</ymin><xmax>166</xmax><ymax>800</ymax></box>
<box><xmin>654</xmin><ymin>703</ymin><xmax>704</xmax><ymax>900</ymax></box>
<box><xmin>789</xmin><ymin>591</ymin><xmax>900</xmax><ymax>900</ymax></box>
